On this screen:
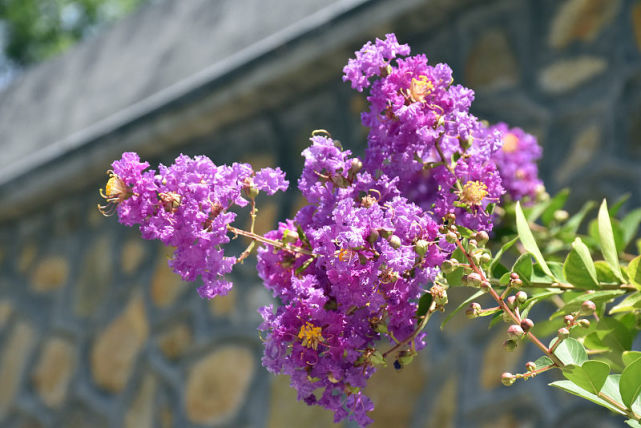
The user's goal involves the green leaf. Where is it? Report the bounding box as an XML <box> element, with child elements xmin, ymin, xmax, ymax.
<box><xmin>549</xmin><ymin>380</ymin><xmax>626</xmax><ymax>415</ymax></box>
<box><xmin>595</xmin><ymin>260</ymin><xmax>619</xmax><ymax>283</ymax></box>
<box><xmin>512</xmin><ymin>253</ymin><xmax>533</xmax><ymax>285</ymax></box>
<box><xmin>620</xmin><ymin>357</ymin><xmax>641</xmax><ymax>408</ymax></box>
<box><xmin>490</xmin><ymin>237</ymin><xmax>518</xmax><ymax>278</ymax></box>
<box><xmin>625</xmin><ymin>420</ymin><xmax>641</xmax><ymax>428</ymax></box>
<box><xmin>623</xmin><ymin>351</ymin><xmax>641</xmax><ymax>367</ymax></box>
<box><xmin>562</xmin><ymin>360</ymin><xmax>610</xmax><ymax>394</ymax></box>
<box><xmin>622</xmin><ymin>208</ymin><xmax>641</xmax><ymax>247</ymax></box>
<box><xmin>542</xmin><ymin>189</ymin><xmax>569</xmax><ymax>226</ymax></box>
<box><xmin>515</xmin><ymin>201</ymin><xmax>556</xmax><ymax>280</ymax></box>
<box><xmin>610</xmin><ymin>194</ymin><xmax>630</xmax><ymax>216</ymax></box>
<box><xmin>609</xmin><ymin>292</ymin><xmax>641</xmax><ymax>315</ymax></box>
<box><xmin>534</xmin><ymin>355</ymin><xmax>553</xmax><ymax>369</ymax></box>
<box><xmin>444</xmin><ymin>247</ymin><xmax>466</xmax><ymax>286</ymax></box>
<box><xmin>416</xmin><ymin>293</ymin><xmax>433</xmax><ymax>320</ymax></box>
<box><xmin>563</xmin><ymin>238</ymin><xmax>598</xmax><ymax>289</ymax></box>
<box><xmin>553</xmin><ymin>337</ymin><xmax>588</xmax><ymax>365</ymax></box>
<box><xmin>551</xmin><ymin>290</ymin><xmax>625</xmax><ymax>319</ymax></box>
<box><xmin>440</xmin><ymin>289</ymin><xmax>485</xmax><ymax>330</ymax></box>
<box><xmin>598</xmin><ymin>199</ymin><xmax>624</xmax><ymax>281</ymax></box>
<box><xmin>626</xmin><ymin>256</ymin><xmax>641</xmax><ymax>288</ymax></box>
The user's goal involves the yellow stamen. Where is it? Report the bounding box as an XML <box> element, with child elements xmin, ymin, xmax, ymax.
<box><xmin>409</xmin><ymin>75</ymin><xmax>434</xmax><ymax>103</ymax></box>
<box><xmin>98</xmin><ymin>172</ymin><xmax>132</xmax><ymax>216</ymax></box>
<box><xmin>460</xmin><ymin>181</ymin><xmax>488</xmax><ymax>206</ymax></box>
<box><xmin>502</xmin><ymin>133</ymin><xmax>519</xmax><ymax>153</ymax></box>
<box><xmin>298</xmin><ymin>322</ymin><xmax>324</xmax><ymax>350</ymax></box>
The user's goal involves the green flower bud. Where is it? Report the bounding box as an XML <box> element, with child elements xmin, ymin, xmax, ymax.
<box><xmin>389</xmin><ymin>235</ymin><xmax>402</xmax><ymax>249</ymax></box>
<box><xmin>414</xmin><ymin>239</ymin><xmax>429</xmax><ymax>257</ymax></box>
<box><xmin>501</xmin><ymin>372</ymin><xmax>516</xmax><ymax>386</ymax></box>
<box><xmin>441</xmin><ymin>259</ymin><xmax>456</xmax><ymax>274</ymax></box>
<box><xmin>503</xmin><ymin>339</ymin><xmax>518</xmax><ymax>352</ymax></box>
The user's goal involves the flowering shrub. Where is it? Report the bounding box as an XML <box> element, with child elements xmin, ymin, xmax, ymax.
<box><xmin>100</xmin><ymin>35</ymin><xmax>641</xmax><ymax>427</ymax></box>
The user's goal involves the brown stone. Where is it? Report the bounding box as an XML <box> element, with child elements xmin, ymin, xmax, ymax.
<box><xmin>74</xmin><ymin>234</ymin><xmax>113</xmax><ymax>317</ymax></box>
<box><xmin>31</xmin><ymin>337</ymin><xmax>75</xmax><ymax>408</ymax></box>
<box><xmin>633</xmin><ymin>2</ymin><xmax>641</xmax><ymax>51</ymax></box>
<box><xmin>125</xmin><ymin>373</ymin><xmax>157</xmax><ymax>428</ymax></box>
<box><xmin>539</xmin><ymin>57</ymin><xmax>607</xmax><ymax>94</ymax></box>
<box><xmin>365</xmin><ymin>358</ymin><xmax>427</xmax><ymax>428</ymax></box>
<box><xmin>465</xmin><ymin>29</ymin><xmax>519</xmax><ymax>90</ymax></box>
<box><xmin>209</xmin><ymin>287</ymin><xmax>236</xmax><ymax>317</ymax></box>
<box><xmin>151</xmin><ymin>248</ymin><xmax>186</xmax><ymax>308</ymax></box>
<box><xmin>18</xmin><ymin>243</ymin><xmax>37</xmax><ymax>273</ymax></box>
<box><xmin>268</xmin><ymin>375</ymin><xmax>340</xmax><ymax>428</ymax></box>
<box><xmin>549</xmin><ymin>0</ymin><xmax>620</xmax><ymax>49</ymax></box>
<box><xmin>480</xmin><ymin>329</ymin><xmax>525</xmax><ymax>390</ymax></box>
<box><xmin>91</xmin><ymin>294</ymin><xmax>149</xmax><ymax>393</ymax></box>
<box><xmin>121</xmin><ymin>238</ymin><xmax>146</xmax><ymax>275</ymax></box>
<box><xmin>0</xmin><ymin>300</ymin><xmax>12</xmax><ymax>330</ymax></box>
<box><xmin>157</xmin><ymin>323</ymin><xmax>192</xmax><ymax>360</ymax></box>
<box><xmin>31</xmin><ymin>256</ymin><xmax>69</xmax><ymax>292</ymax></box>
<box><xmin>555</xmin><ymin>125</ymin><xmax>600</xmax><ymax>184</ymax></box>
<box><xmin>0</xmin><ymin>320</ymin><xmax>37</xmax><ymax>418</ymax></box>
<box><xmin>425</xmin><ymin>377</ymin><xmax>457</xmax><ymax>428</ymax></box>
<box><xmin>184</xmin><ymin>346</ymin><xmax>255</xmax><ymax>425</ymax></box>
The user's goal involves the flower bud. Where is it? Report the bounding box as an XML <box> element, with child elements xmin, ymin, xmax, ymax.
<box><xmin>349</xmin><ymin>158</ymin><xmax>363</xmax><ymax>175</ymax></box>
<box><xmin>510</xmin><ymin>272</ymin><xmax>520</xmax><ymax>280</ymax></box>
<box><xmin>389</xmin><ymin>235</ymin><xmax>402</xmax><ymax>249</ymax></box>
<box><xmin>580</xmin><ymin>300</ymin><xmax>596</xmax><ymax>316</ymax></box>
<box><xmin>432</xmin><ymin>285</ymin><xmax>448</xmax><ymax>306</ymax></box>
<box><xmin>367</xmin><ymin>229</ymin><xmax>380</xmax><ymax>245</ymax></box>
<box><xmin>436</xmin><ymin>115</ymin><xmax>445</xmax><ymax>128</ymax></box>
<box><xmin>414</xmin><ymin>239</ymin><xmax>429</xmax><ymax>257</ymax></box>
<box><xmin>378</xmin><ymin>228</ymin><xmax>393</xmax><ymax>239</ymax></box>
<box><xmin>466</xmin><ymin>272</ymin><xmax>482</xmax><ymax>287</ymax></box>
<box><xmin>281</xmin><ymin>229</ymin><xmax>299</xmax><ymax>244</ymax></box>
<box><xmin>520</xmin><ymin>318</ymin><xmax>534</xmax><ymax>332</ymax></box>
<box><xmin>510</xmin><ymin>278</ymin><xmax>523</xmax><ymax>288</ymax></box>
<box><xmin>479</xmin><ymin>253</ymin><xmax>492</xmax><ymax>265</ymax></box>
<box><xmin>441</xmin><ymin>259</ymin><xmax>456</xmax><ymax>274</ymax></box>
<box><xmin>557</xmin><ymin>327</ymin><xmax>570</xmax><ymax>340</ymax></box>
<box><xmin>578</xmin><ymin>319</ymin><xmax>591</xmax><ymax>328</ymax></box>
<box><xmin>553</xmin><ymin>210</ymin><xmax>569</xmax><ymax>222</ymax></box>
<box><xmin>516</xmin><ymin>291</ymin><xmax>528</xmax><ymax>304</ymax></box>
<box><xmin>475</xmin><ymin>231</ymin><xmax>489</xmax><ymax>246</ymax></box>
<box><xmin>468</xmin><ymin>239</ymin><xmax>478</xmax><ymax>250</ymax></box>
<box><xmin>465</xmin><ymin>302</ymin><xmax>482</xmax><ymax>319</ymax></box>
<box><xmin>506</xmin><ymin>295</ymin><xmax>517</xmax><ymax>310</ymax></box>
<box><xmin>526</xmin><ymin>361</ymin><xmax>536</xmax><ymax>372</ymax></box>
<box><xmin>501</xmin><ymin>372</ymin><xmax>516</xmax><ymax>386</ymax></box>
<box><xmin>445</xmin><ymin>231</ymin><xmax>458</xmax><ymax>243</ymax></box>
<box><xmin>564</xmin><ymin>315</ymin><xmax>574</xmax><ymax>326</ymax></box>
<box><xmin>507</xmin><ymin>324</ymin><xmax>525</xmax><ymax>339</ymax></box>
<box><xmin>445</xmin><ymin>213</ymin><xmax>456</xmax><ymax>223</ymax></box>
<box><xmin>503</xmin><ymin>339</ymin><xmax>518</xmax><ymax>352</ymax></box>
<box><xmin>244</xmin><ymin>185</ymin><xmax>260</xmax><ymax>199</ymax></box>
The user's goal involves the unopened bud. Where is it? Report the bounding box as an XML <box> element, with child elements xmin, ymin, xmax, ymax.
<box><xmin>445</xmin><ymin>213</ymin><xmax>456</xmax><ymax>223</ymax></box>
<box><xmin>479</xmin><ymin>253</ymin><xmax>492</xmax><ymax>265</ymax></box>
<box><xmin>557</xmin><ymin>327</ymin><xmax>570</xmax><ymax>340</ymax></box>
<box><xmin>510</xmin><ymin>278</ymin><xmax>523</xmax><ymax>288</ymax></box>
<box><xmin>244</xmin><ymin>185</ymin><xmax>260</xmax><ymax>199</ymax></box>
<box><xmin>367</xmin><ymin>229</ymin><xmax>380</xmax><ymax>245</ymax></box>
<box><xmin>520</xmin><ymin>318</ymin><xmax>534</xmax><ymax>332</ymax></box>
<box><xmin>503</xmin><ymin>339</ymin><xmax>518</xmax><ymax>352</ymax></box>
<box><xmin>526</xmin><ymin>361</ymin><xmax>536</xmax><ymax>372</ymax></box>
<box><xmin>436</xmin><ymin>115</ymin><xmax>445</xmax><ymax>128</ymax></box>
<box><xmin>507</xmin><ymin>324</ymin><xmax>525</xmax><ymax>339</ymax></box>
<box><xmin>510</xmin><ymin>272</ymin><xmax>520</xmax><ymax>280</ymax></box>
<box><xmin>506</xmin><ymin>295</ymin><xmax>517</xmax><ymax>310</ymax></box>
<box><xmin>432</xmin><ymin>285</ymin><xmax>448</xmax><ymax>306</ymax></box>
<box><xmin>446</xmin><ymin>231</ymin><xmax>458</xmax><ymax>243</ymax></box>
<box><xmin>578</xmin><ymin>319</ymin><xmax>591</xmax><ymax>328</ymax></box>
<box><xmin>465</xmin><ymin>302</ymin><xmax>482</xmax><ymax>319</ymax></box>
<box><xmin>580</xmin><ymin>300</ymin><xmax>596</xmax><ymax>316</ymax></box>
<box><xmin>441</xmin><ymin>259</ymin><xmax>456</xmax><ymax>274</ymax></box>
<box><xmin>462</xmin><ymin>135</ymin><xmax>473</xmax><ymax>149</ymax></box>
<box><xmin>415</xmin><ymin>239</ymin><xmax>429</xmax><ymax>257</ymax></box>
<box><xmin>501</xmin><ymin>372</ymin><xmax>516</xmax><ymax>386</ymax></box>
<box><xmin>468</xmin><ymin>239</ymin><xmax>478</xmax><ymax>250</ymax></box>
<box><xmin>389</xmin><ymin>235</ymin><xmax>402</xmax><ymax>249</ymax></box>
<box><xmin>564</xmin><ymin>315</ymin><xmax>575</xmax><ymax>326</ymax></box>
<box><xmin>379</xmin><ymin>228</ymin><xmax>393</xmax><ymax>239</ymax></box>
<box><xmin>475</xmin><ymin>231</ymin><xmax>489</xmax><ymax>246</ymax></box>
<box><xmin>553</xmin><ymin>210</ymin><xmax>569</xmax><ymax>222</ymax></box>
<box><xmin>516</xmin><ymin>291</ymin><xmax>528</xmax><ymax>304</ymax></box>
<box><xmin>466</xmin><ymin>272</ymin><xmax>482</xmax><ymax>287</ymax></box>
<box><xmin>349</xmin><ymin>158</ymin><xmax>363</xmax><ymax>175</ymax></box>
<box><xmin>281</xmin><ymin>229</ymin><xmax>299</xmax><ymax>244</ymax></box>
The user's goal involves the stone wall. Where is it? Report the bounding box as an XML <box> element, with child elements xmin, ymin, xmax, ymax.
<box><xmin>1</xmin><ymin>0</ymin><xmax>640</xmax><ymax>427</ymax></box>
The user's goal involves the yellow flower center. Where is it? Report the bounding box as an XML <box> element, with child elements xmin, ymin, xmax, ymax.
<box><xmin>502</xmin><ymin>133</ymin><xmax>519</xmax><ymax>153</ymax></box>
<box><xmin>461</xmin><ymin>181</ymin><xmax>488</xmax><ymax>206</ymax></box>
<box><xmin>298</xmin><ymin>322</ymin><xmax>324</xmax><ymax>350</ymax></box>
<box><xmin>409</xmin><ymin>75</ymin><xmax>434</xmax><ymax>103</ymax></box>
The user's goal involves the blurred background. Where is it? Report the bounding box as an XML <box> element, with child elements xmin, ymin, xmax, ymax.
<box><xmin>0</xmin><ymin>0</ymin><xmax>640</xmax><ymax>427</ymax></box>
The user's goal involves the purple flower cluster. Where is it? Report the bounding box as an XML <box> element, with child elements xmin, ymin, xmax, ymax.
<box><xmin>343</xmin><ymin>33</ymin><xmax>506</xmax><ymax>231</ymax></box>
<box><xmin>489</xmin><ymin>123</ymin><xmax>543</xmax><ymax>202</ymax></box>
<box><xmin>257</xmin><ymin>136</ymin><xmax>447</xmax><ymax>426</ymax></box>
<box><xmin>100</xmin><ymin>152</ymin><xmax>288</xmax><ymax>298</ymax></box>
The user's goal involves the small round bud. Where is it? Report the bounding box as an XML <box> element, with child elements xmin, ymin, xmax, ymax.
<box><xmin>510</xmin><ymin>278</ymin><xmax>523</xmax><ymax>288</ymax></box>
<box><xmin>349</xmin><ymin>158</ymin><xmax>363</xmax><ymax>174</ymax></box>
<box><xmin>506</xmin><ymin>296</ymin><xmax>517</xmax><ymax>310</ymax></box>
<box><xmin>445</xmin><ymin>231</ymin><xmax>458</xmax><ymax>243</ymax></box>
<box><xmin>503</xmin><ymin>339</ymin><xmax>518</xmax><ymax>352</ymax></box>
<box><xmin>244</xmin><ymin>185</ymin><xmax>260</xmax><ymax>199</ymax></box>
<box><xmin>389</xmin><ymin>235</ymin><xmax>402</xmax><ymax>249</ymax></box>
<box><xmin>526</xmin><ymin>361</ymin><xmax>536</xmax><ymax>372</ymax></box>
<box><xmin>367</xmin><ymin>229</ymin><xmax>380</xmax><ymax>245</ymax></box>
<box><xmin>578</xmin><ymin>319</ymin><xmax>591</xmax><ymax>328</ymax></box>
<box><xmin>501</xmin><ymin>372</ymin><xmax>516</xmax><ymax>386</ymax></box>
<box><xmin>520</xmin><ymin>318</ymin><xmax>534</xmax><ymax>332</ymax></box>
<box><xmin>537</xmin><ymin>190</ymin><xmax>550</xmax><ymax>202</ymax></box>
<box><xmin>378</xmin><ymin>228</ymin><xmax>393</xmax><ymax>239</ymax></box>
<box><xmin>281</xmin><ymin>229</ymin><xmax>299</xmax><ymax>244</ymax></box>
<box><xmin>436</xmin><ymin>115</ymin><xmax>445</xmax><ymax>128</ymax></box>
<box><xmin>465</xmin><ymin>302</ymin><xmax>482</xmax><ymax>319</ymax></box>
<box><xmin>516</xmin><ymin>291</ymin><xmax>528</xmax><ymax>304</ymax></box>
<box><xmin>445</xmin><ymin>213</ymin><xmax>456</xmax><ymax>223</ymax></box>
<box><xmin>510</xmin><ymin>272</ymin><xmax>520</xmax><ymax>280</ymax></box>
<box><xmin>449</xmin><ymin>224</ymin><xmax>458</xmax><ymax>233</ymax></box>
<box><xmin>461</xmin><ymin>135</ymin><xmax>473</xmax><ymax>150</ymax></box>
<box><xmin>432</xmin><ymin>285</ymin><xmax>448</xmax><ymax>306</ymax></box>
<box><xmin>414</xmin><ymin>239</ymin><xmax>429</xmax><ymax>257</ymax></box>
<box><xmin>441</xmin><ymin>259</ymin><xmax>456</xmax><ymax>274</ymax></box>
<box><xmin>475</xmin><ymin>231</ymin><xmax>489</xmax><ymax>246</ymax></box>
<box><xmin>553</xmin><ymin>210</ymin><xmax>569</xmax><ymax>222</ymax></box>
<box><xmin>557</xmin><ymin>327</ymin><xmax>570</xmax><ymax>340</ymax></box>
<box><xmin>438</xmin><ymin>225</ymin><xmax>447</xmax><ymax>234</ymax></box>
<box><xmin>580</xmin><ymin>300</ymin><xmax>596</xmax><ymax>316</ymax></box>
<box><xmin>507</xmin><ymin>324</ymin><xmax>525</xmax><ymax>339</ymax></box>
<box><xmin>468</xmin><ymin>239</ymin><xmax>478</xmax><ymax>249</ymax></box>
<box><xmin>479</xmin><ymin>253</ymin><xmax>492</xmax><ymax>265</ymax></box>
<box><xmin>466</xmin><ymin>272</ymin><xmax>482</xmax><ymax>287</ymax></box>
<box><xmin>564</xmin><ymin>315</ymin><xmax>575</xmax><ymax>326</ymax></box>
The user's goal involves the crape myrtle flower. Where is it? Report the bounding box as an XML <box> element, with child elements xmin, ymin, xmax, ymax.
<box><xmin>99</xmin><ymin>152</ymin><xmax>288</xmax><ymax>299</ymax></box>
<box><xmin>343</xmin><ymin>36</ymin><xmax>505</xmax><ymax>232</ymax></box>
<box><xmin>257</xmin><ymin>135</ymin><xmax>447</xmax><ymax>426</ymax></box>
<box><xmin>489</xmin><ymin>123</ymin><xmax>543</xmax><ymax>202</ymax></box>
